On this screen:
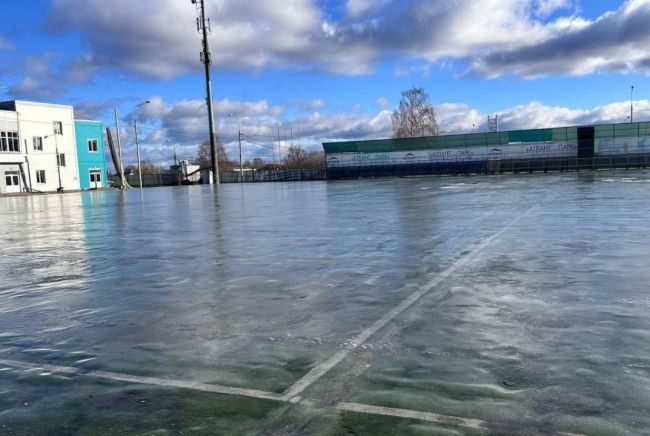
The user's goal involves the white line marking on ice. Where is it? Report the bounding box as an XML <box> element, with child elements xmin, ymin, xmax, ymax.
<box><xmin>336</xmin><ymin>402</ymin><xmax>485</xmax><ymax>429</ymax></box>
<box><xmin>335</xmin><ymin>402</ymin><xmax>583</xmax><ymax>436</ymax></box>
<box><xmin>0</xmin><ymin>357</ymin><xmax>582</xmax><ymax>434</ymax></box>
<box><xmin>282</xmin><ymin>201</ymin><xmax>544</xmax><ymax>400</ymax></box>
<box><xmin>0</xmin><ymin>358</ymin><xmax>283</xmax><ymax>401</ymax></box>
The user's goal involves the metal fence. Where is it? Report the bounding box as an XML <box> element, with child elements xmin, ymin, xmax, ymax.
<box><xmin>110</xmin><ymin>173</ymin><xmax>180</xmax><ymax>187</ymax></box>
<box><xmin>326</xmin><ymin>154</ymin><xmax>650</xmax><ymax>179</ymax></box>
<box><xmin>220</xmin><ymin>168</ymin><xmax>326</xmax><ymax>183</ymax></box>
<box><xmin>110</xmin><ymin>168</ymin><xmax>327</xmax><ymax>187</ymax></box>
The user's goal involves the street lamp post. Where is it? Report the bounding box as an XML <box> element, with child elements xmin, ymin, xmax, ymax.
<box><xmin>227</xmin><ymin>114</ymin><xmax>243</xmax><ymax>182</ymax></box>
<box><xmin>44</xmin><ymin>132</ymin><xmax>63</xmax><ymax>193</ymax></box>
<box><xmin>133</xmin><ymin>100</ymin><xmax>150</xmax><ymax>189</ymax></box>
<box><xmin>630</xmin><ymin>85</ymin><xmax>635</xmax><ymax>123</ymax></box>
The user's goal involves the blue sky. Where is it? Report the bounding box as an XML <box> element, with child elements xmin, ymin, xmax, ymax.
<box><xmin>1</xmin><ymin>0</ymin><xmax>648</xmax><ymax>165</ymax></box>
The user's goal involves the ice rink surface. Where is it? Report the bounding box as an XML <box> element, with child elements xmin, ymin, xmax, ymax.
<box><xmin>1</xmin><ymin>171</ymin><xmax>650</xmax><ymax>435</ymax></box>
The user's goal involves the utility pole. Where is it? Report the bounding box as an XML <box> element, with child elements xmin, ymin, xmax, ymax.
<box><xmin>631</xmin><ymin>85</ymin><xmax>635</xmax><ymax>123</ymax></box>
<box><xmin>44</xmin><ymin>133</ymin><xmax>63</xmax><ymax>192</ymax></box>
<box><xmin>276</xmin><ymin>127</ymin><xmax>281</xmax><ymax>168</ymax></box>
<box><xmin>273</xmin><ymin>127</ymin><xmax>279</xmax><ymax>168</ymax></box>
<box><xmin>113</xmin><ymin>108</ymin><xmax>128</xmax><ymax>188</ymax></box>
<box><xmin>54</xmin><ymin>133</ymin><xmax>63</xmax><ymax>192</ymax></box>
<box><xmin>192</xmin><ymin>0</ymin><xmax>219</xmax><ymax>184</ymax></box>
<box><xmin>488</xmin><ymin>115</ymin><xmax>499</xmax><ymax>133</ymax></box>
<box><xmin>238</xmin><ymin>129</ymin><xmax>243</xmax><ymax>182</ymax></box>
<box><xmin>133</xmin><ymin>101</ymin><xmax>149</xmax><ymax>190</ymax></box>
<box><xmin>297</xmin><ymin>127</ymin><xmax>301</xmax><ymax>151</ymax></box>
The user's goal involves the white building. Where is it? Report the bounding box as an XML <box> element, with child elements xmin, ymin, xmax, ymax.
<box><xmin>170</xmin><ymin>160</ymin><xmax>201</xmax><ymax>184</ymax></box>
<box><xmin>0</xmin><ymin>101</ymin><xmax>81</xmax><ymax>194</ymax></box>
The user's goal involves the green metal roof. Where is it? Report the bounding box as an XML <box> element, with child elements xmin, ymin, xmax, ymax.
<box><xmin>323</xmin><ymin>121</ymin><xmax>650</xmax><ymax>154</ymax></box>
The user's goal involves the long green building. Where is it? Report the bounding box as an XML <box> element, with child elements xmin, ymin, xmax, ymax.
<box><xmin>323</xmin><ymin>121</ymin><xmax>650</xmax><ymax>178</ymax></box>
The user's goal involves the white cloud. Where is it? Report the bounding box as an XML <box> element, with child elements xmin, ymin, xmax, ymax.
<box><xmin>42</xmin><ymin>0</ymin><xmax>650</xmax><ymax>81</ymax></box>
<box><xmin>438</xmin><ymin>100</ymin><xmax>650</xmax><ymax>133</ymax></box>
<box><xmin>376</xmin><ymin>96</ymin><xmax>388</xmax><ymax>108</ymax></box>
<box><xmin>534</xmin><ymin>0</ymin><xmax>574</xmax><ymax>17</ymax></box>
<box><xmin>9</xmin><ymin>54</ymin><xmax>98</xmax><ymax>99</ymax></box>
<box><xmin>346</xmin><ymin>0</ymin><xmax>389</xmax><ymax>17</ymax></box>
<box><xmin>111</xmin><ymin>95</ymin><xmax>650</xmax><ymax>169</ymax></box>
<box><xmin>48</xmin><ymin>0</ymin><xmax>323</xmax><ymax>79</ymax></box>
<box><xmin>467</xmin><ymin>0</ymin><xmax>650</xmax><ymax>78</ymax></box>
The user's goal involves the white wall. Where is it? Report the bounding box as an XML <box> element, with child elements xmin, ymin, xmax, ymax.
<box><xmin>0</xmin><ymin>110</ymin><xmax>25</xmax><ymax>194</ymax></box>
<box><xmin>14</xmin><ymin>101</ymin><xmax>80</xmax><ymax>192</ymax></box>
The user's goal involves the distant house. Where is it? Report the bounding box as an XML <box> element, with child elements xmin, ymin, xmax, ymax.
<box><xmin>75</xmin><ymin>120</ymin><xmax>107</xmax><ymax>189</ymax></box>
<box><xmin>170</xmin><ymin>160</ymin><xmax>201</xmax><ymax>184</ymax></box>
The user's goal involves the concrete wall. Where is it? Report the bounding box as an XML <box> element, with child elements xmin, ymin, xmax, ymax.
<box><xmin>75</xmin><ymin>120</ymin><xmax>107</xmax><ymax>189</ymax></box>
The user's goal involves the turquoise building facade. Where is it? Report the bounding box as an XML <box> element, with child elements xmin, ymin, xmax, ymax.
<box><xmin>74</xmin><ymin>120</ymin><xmax>107</xmax><ymax>189</ymax></box>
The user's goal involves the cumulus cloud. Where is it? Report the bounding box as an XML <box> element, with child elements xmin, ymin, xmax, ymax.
<box><xmin>346</xmin><ymin>0</ymin><xmax>390</xmax><ymax>17</ymax></box>
<box><xmin>73</xmin><ymin>99</ymin><xmax>124</xmax><ymax>120</ymax></box>
<box><xmin>47</xmin><ymin>0</ymin><xmax>324</xmax><ymax>79</ymax></box>
<box><xmin>534</xmin><ymin>0</ymin><xmax>574</xmax><ymax>17</ymax></box>
<box><xmin>112</xmin><ymin>94</ymin><xmax>650</xmax><ymax>170</ymax></box>
<box><xmin>469</xmin><ymin>0</ymin><xmax>650</xmax><ymax>78</ymax></box>
<box><xmin>108</xmin><ymin>96</ymin><xmax>394</xmax><ymax>167</ymax></box>
<box><xmin>43</xmin><ymin>0</ymin><xmax>650</xmax><ymax>81</ymax></box>
<box><xmin>9</xmin><ymin>54</ymin><xmax>98</xmax><ymax>99</ymax></box>
<box><xmin>437</xmin><ymin>100</ymin><xmax>650</xmax><ymax>133</ymax></box>
<box><xmin>376</xmin><ymin>96</ymin><xmax>388</xmax><ymax>108</ymax></box>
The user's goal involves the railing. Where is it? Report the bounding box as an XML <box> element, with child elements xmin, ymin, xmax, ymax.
<box><xmin>220</xmin><ymin>168</ymin><xmax>327</xmax><ymax>183</ymax></box>
<box><xmin>326</xmin><ymin>154</ymin><xmax>650</xmax><ymax>179</ymax></box>
<box><xmin>110</xmin><ymin>173</ymin><xmax>180</xmax><ymax>187</ymax></box>
<box><xmin>110</xmin><ymin>168</ymin><xmax>327</xmax><ymax>187</ymax></box>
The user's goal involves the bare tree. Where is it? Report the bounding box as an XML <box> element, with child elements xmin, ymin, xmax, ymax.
<box><xmin>193</xmin><ymin>139</ymin><xmax>233</xmax><ymax>171</ymax></box>
<box><xmin>284</xmin><ymin>145</ymin><xmax>307</xmax><ymax>169</ymax></box>
<box><xmin>392</xmin><ymin>87</ymin><xmax>440</xmax><ymax>138</ymax></box>
<box><xmin>284</xmin><ymin>145</ymin><xmax>325</xmax><ymax>169</ymax></box>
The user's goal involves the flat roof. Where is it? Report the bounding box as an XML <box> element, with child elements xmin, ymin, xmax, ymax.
<box><xmin>0</xmin><ymin>100</ymin><xmax>74</xmax><ymax>110</ymax></box>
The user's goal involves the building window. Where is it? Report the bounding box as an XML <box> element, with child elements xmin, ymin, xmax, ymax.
<box><xmin>57</xmin><ymin>153</ymin><xmax>66</xmax><ymax>167</ymax></box>
<box><xmin>33</xmin><ymin>136</ymin><xmax>43</xmax><ymax>151</ymax></box>
<box><xmin>5</xmin><ymin>171</ymin><xmax>19</xmax><ymax>186</ymax></box>
<box><xmin>1</xmin><ymin>131</ymin><xmax>20</xmax><ymax>152</ymax></box>
<box><xmin>88</xmin><ymin>139</ymin><xmax>98</xmax><ymax>152</ymax></box>
<box><xmin>36</xmin><ymin>170</ymin><xmax>46</xmax><ymax>184</ymax></box>
<box><xmin>53</xmin><ymin>121</ymin><xmax>63</xmax><ymax>135</ymax></box>
<box><xmin>89</xmin><ymin>169</ymin><xmax>102</xmax><ymax>184</ymax></box>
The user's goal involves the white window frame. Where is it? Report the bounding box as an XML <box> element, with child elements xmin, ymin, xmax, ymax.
<box><xmin>33</xmin><ymin>136</ymin><xmax>43</xmax><ymax>151</ymax></box>
<box><xmin>57</xmin><ymin>153</ymin><xmax>66</xmax><ymax>167</ymax></box>
<box><xmin>36</xmin><ymin>170</ymin><xmax>46</xmax><ymax>184</ymax></box>
<box><xmin>88</xmin><ymin>138</ymin><xmax>99</xmax><ymax>153</ymax></box>
<box><xmin>89</xmin><ymin>169</ymin><xmax>102</xmax><ymax>183</ymax></box>
<box><xmin>1</xmin><ymin>131</ymin><xmax>20</xmax><ymax>153</ymax></box>
<box><xmin>53</xmin><ymin>121</ymin><xmax>63</xmax><ymax>135</ymax></box>
<box><xmin>5</xmin><ymin>171</ymin><xmax>19</xmax><ymax>186</ymax></box>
